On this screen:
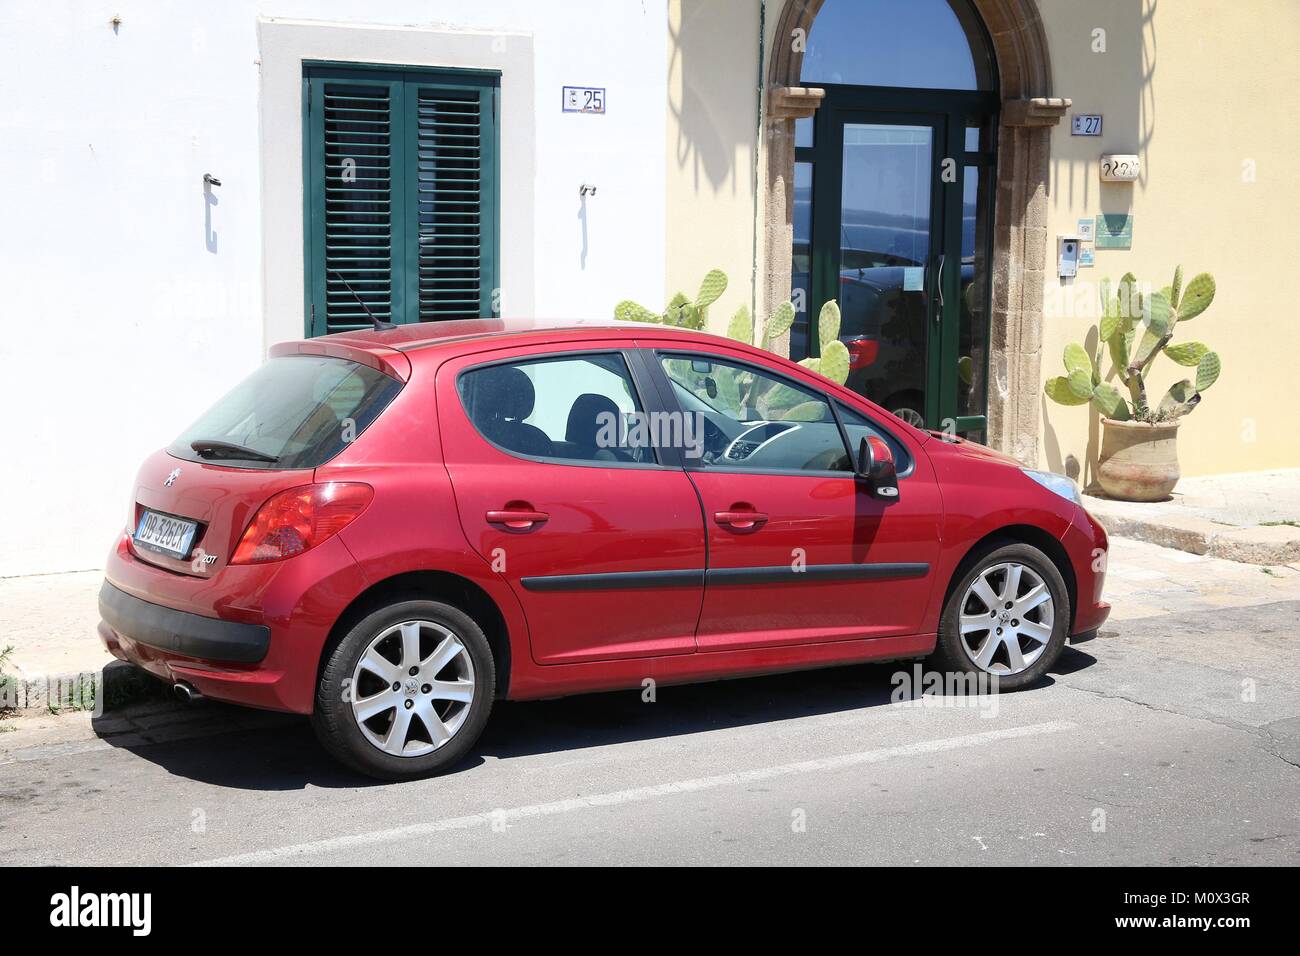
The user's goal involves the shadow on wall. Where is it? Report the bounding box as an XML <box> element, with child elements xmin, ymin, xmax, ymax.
<box><xmin>665</xmin><ymin>0</ymin><xmax>759</xmax><ymax>302</ymax></box>
<box><xmin>1046</xmin><ymin>0</ymin><xmax>1155</xmax><ymax>214</ymax></box>
<box><xmin>204</xmin><ymin>180</ymin><xmax>219</xmax><ymax>254</ymax></box>
<box><xmin>1039</xmin><ymin>0</ymin><xmax>1156</xmax><ymax>486</ymax></box>
<box><xmin>668</xmin><ymin>0</ymin><xmax>755</xmax><ymax>193</ymax></box>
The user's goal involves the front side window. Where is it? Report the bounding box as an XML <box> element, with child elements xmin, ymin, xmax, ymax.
<box><xmin>659</xmin><ymin>353</ymin><xmax>851</xmax><ymax>473</ymax></box>
<box><xmin>836</xmin><ymin>402</ymin><xmax>912</xmax><ymax>474</ymax></box>
<box><xmin>458</xmin><ymin>354</ymin><xmax>652</xmax><ymax>465</ymax></box>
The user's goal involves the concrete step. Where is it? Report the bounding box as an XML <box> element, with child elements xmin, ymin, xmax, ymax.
<box><xmin>1085</xmin><ymin>494</ymin><xmax>1300</xmax><ymax>565</ymax></box>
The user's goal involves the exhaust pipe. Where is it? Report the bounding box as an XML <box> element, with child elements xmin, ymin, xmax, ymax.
<box><xmin>172</xmin><ymin>682</ymin><xmax>202</xmax><ymax>704</ymax></box>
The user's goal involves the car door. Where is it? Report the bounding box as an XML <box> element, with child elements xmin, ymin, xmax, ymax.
<box><xmin>438</xmin><ymin>343</ymin><xmax>705</xmax><ymax>666</ymax></box>
<box><xmin>648</xmin><ymin>346</ymin><xmax>942</xmax><ymax>653</ymax></box>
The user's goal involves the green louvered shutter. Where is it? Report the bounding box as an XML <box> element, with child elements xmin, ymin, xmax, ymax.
<box><xmin>409</xmin><ymin>82</ymin><xmax>497</xmax><ymax>321</ymax></box>
<box><xmin>305</xmin><ymin>65</ymin><xmax>499</xmax><ymax>337</ymax></box>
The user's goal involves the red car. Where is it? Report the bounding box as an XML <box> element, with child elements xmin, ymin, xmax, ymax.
<box><xmin>99</xmin><ymin>318</ymin><xmax>1109</xmax><ymax>780</ymax></box>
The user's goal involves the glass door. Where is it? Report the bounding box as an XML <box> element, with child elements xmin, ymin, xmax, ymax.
<box><xmin>798</xmin><ymin>91</ymin><xmax>996</xmax><ymax>439</ymax></box>
<box><xmin>827</xmin><ymin>114</ymin><xmax>939</xmax><ymax>427</ymax></box>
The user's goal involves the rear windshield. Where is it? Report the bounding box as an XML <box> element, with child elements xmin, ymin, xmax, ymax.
<box><xmin>167</xmin><ymin>355</ymin><xmax>402</xmax><ymax>470</ymax></box>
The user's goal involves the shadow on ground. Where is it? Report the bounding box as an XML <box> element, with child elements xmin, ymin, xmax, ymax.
<box><xmin>91</xmin><ymin>648</ymin><xmax>1096</xmax><ymax>792</ymax></box>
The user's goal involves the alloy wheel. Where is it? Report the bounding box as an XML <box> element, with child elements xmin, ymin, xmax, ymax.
<box><xmin>349</xmin><ymin>620</ymin><xmax>476</xmax><ymax>757</ymax></box>
<box><xmin>893</xmin><ymin>407</ymin><xmax>926</xmax><ymax>428</ymax></box>
<box><xmin>958</xmin><ymin>562</ymin><xmax>1055</xmax><ymax>676</ymax></box>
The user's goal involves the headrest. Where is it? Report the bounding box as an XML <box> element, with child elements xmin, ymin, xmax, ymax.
<box><xmin>566</xmin><ymin>393</ymin><xmax>620</xmax><ymax>447</ymax></box>
<box><xmin>473</xmin><ymin>365</ymin><xmax>535</xmax><ymax>421</ymax></box>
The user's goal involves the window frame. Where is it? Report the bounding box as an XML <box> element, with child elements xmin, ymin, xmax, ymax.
<box><xmin>302</xmin><ymin>61</ymin><xmax>501</xmax><ymax>337</ymax></box>
<box><xmin>453</xmin><ymin>348</ymin><xmax>679</xmax><ymax>471</ymax></box>
<box><xmin>650</xmin><ymin>347</ymin><xmax>914</xmax><ymax>480</ymax></box>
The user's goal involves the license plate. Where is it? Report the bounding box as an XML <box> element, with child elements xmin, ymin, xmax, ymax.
<box><xmin>134</xmin><ymin>510</ymin><xmax>198</xmax><ymax>559</ymax></box>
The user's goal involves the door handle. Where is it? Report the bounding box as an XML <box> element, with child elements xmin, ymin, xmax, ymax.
<box><xmin>714</xmin><ymin>509</ymin><xmax>768</xmax><ymax>530</ymax></box>
<box><xmin>934</xmin><ymin>253</ymin><xmax>945</xmax><ymax>321</ymax></box>
<box><xmin>486</xmin><ymin>508</ymin><xmax>549</xmax><ymax>530</ymax></box>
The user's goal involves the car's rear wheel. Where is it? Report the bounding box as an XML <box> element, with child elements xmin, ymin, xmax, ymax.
<box><xmin>930</xmin><ymin>542</ymin><xmax>1070</xmax><ymax>690</ymax></box>
<box><xmin>312</xmin><ymin>599</ymin><xmax>495</xmax><ymax>780</ymax></box>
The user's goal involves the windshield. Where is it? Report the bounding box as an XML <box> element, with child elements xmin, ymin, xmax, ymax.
<box><xmin>167</xmin><ymin>355</ymin><xmax>402</xmax><ymax>469</ymax></box>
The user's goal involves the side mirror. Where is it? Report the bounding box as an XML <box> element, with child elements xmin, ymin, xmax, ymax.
<box><xmin>856</xmin><ymin>435</ymin><xmax>899</xmax><ymax>499</ymax></box>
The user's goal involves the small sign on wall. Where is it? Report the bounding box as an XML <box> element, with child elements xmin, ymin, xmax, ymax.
<box><xmin>1071</xmin><ymin>114</ymin><xmax>1103</xmax><ymax>136</ymax></box>
<box><xmin>1100</xmin><ymin>154</ymin><xmax>1141</xmax><ymax>181</ymax></box>
<box><xmin>1076</xmin><ymin>218</ymin><xmax>1095</xmax><ymax>241</ymax></box>
<box><xmin>562</xmin><ymin>86</ymin><xmax>606</xmax><ymax>114</ymax></box>
<box><xmin>1095</xmin><ymin>214</ymin><xmax>1134</xmax><ymax>249</ymax></box>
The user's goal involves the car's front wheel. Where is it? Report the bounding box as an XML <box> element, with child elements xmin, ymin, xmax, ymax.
<box><xmin>312</xmin><ymin>599</ymin><xmax>495</xmax><ymax>780</ymax></box>
<box><xmin>930</xmin><ymin>542</ymin><xmax>1070</xmax><ymax>690</ymax></box>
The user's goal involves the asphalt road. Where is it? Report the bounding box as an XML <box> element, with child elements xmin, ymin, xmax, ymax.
<box><xmin>2</xmin><ymin>600</ymin><xmax>1298</xmax><ymax>866</ymax></box>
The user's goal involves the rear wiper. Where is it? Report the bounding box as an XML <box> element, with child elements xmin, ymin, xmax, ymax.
<box><xmin>190</xmin><ymin>439</ymin><xmax>279</xmax><ymax>463</ymax></box>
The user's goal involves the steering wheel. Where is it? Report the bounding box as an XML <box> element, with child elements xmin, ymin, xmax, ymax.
<box><xmin>700</xmin><ymin>417</ymin><xmax>727</xmax><ymax>463</ymax></box>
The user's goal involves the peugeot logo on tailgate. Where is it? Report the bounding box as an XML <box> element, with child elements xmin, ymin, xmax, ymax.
<box><xmin>164</xmin><ymin>468</ymin><xmax>181</xmax><ymax>487</ymax></box>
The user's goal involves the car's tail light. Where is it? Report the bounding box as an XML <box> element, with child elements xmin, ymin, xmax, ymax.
<box><xmin>231</xmin><ymin>482</ymin><xmax>373</xmax><ymax>565</ymax></box>
<box><xmin>846</xmin><ymin>337</ymin><xmax>879</xmax><ymax>370</ymax></box>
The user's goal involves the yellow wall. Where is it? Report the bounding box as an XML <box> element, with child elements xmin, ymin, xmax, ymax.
<box><xmin>1038</xmin><ymin>0</ymin><xmax>1300</xmax><ymax>480</ymax></box>
<box><xmin>665</xmin><ymin>0</ymin><xmax>760</xmax><ymax>325</ymax></box>
<box><xmin>662</xmin><ymin>0</ymin><xmax>1300</xmax><ymax>478</ymax></box>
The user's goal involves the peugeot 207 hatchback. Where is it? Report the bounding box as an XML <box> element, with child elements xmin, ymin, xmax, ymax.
<box><xmin>99</xmin><ymin>318</ymin><xmax>1109</xmax><ymax>780</ymax></box>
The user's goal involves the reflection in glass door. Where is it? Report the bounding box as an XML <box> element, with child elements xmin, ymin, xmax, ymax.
<box><xmin>797</xmin><ymin>93</ymin><xmax>997</xmax><ymax>438</ymax></box>
<box><xmin>836</xmin><ymin>122</ymin><xmax>935</xmax><ymax>427</ymax></box>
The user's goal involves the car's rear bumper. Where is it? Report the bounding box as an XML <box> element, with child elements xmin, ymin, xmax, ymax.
<box><xmin>99</xmin><ymin>582</ymin><xmax>270</xmax><ymax>663</ymax></box>
<box><xmin>100</xmin><ymin>531</ymin><xmax>368</xmax><ymax>714</ymax></box>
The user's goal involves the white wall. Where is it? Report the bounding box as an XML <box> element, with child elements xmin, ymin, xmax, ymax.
<box><xmin>0</xmin><ymin>0</ymin><xmax>666</xmax><ymax>576</ymax></box>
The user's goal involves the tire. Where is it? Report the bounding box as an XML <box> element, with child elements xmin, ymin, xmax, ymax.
<box><xmin>312</xmin><ymin>599</ymin><xmax>496</xmax><ymax>780</ymax></box>
<box><xmin>884</xmin><ymin>389</ymin><xmax>926</xmax><ymax>428</ymax></box>
<box><xmin>928</xmin><ymin>542</ymin><xmax>1070</xmax><ymax>691</ymax></box>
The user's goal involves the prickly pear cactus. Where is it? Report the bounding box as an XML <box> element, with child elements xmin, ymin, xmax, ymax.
<box><xmin>795</xmin><ymin>301</ymin><xmax>850</xmax><ymax>385</ymax></box>
<box><xmin>614</xmin><ymin>300</ymin><xmax>661</xmax><ymax>324</ymax></box>
<box><xmin>614</xmin><ymin>268</ymin><xmax>727</xmax><ymax>332</ymax></box>
<box><xmin>614</xmin><ymin>270</ymin><xmax>847</xmax><ymax>384</ymax></box>
<box><xmin>1044</xmin><ymin>264</ymin><xmax>1222</xmax><ymax>423</ymax></box>
<box><xmin>726</xmin><ymin>305</ymin><xmax>752</xmax><ymax>343</ymax></box>
<box><xmin>763</xmin><ymin>301</ymin><xmax>796</xmax><ymax>347</ymax></box>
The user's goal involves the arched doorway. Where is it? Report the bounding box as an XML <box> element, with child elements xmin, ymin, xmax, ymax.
<box><xmin>764</xmin><ymin>0</ymin><xmax>1067</xmax><ymax>460</ymax></box>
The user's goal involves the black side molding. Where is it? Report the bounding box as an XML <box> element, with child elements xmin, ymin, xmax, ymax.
<box><xmin>520</xmin><ymin>569</ymin><xmax>704</xmax><ymax>592</ymax></box>
<box><xmin>98</xmin><ymin>581</ymin><xmax>270</xmax><ymax>664</ymax></box>
<box><xmin>706</xmin><ymin>563</ymin><xmax>930</xmax><ymax>585</ymax></box>
<box><xmin>519</xmin><ymin>563</ymin><xmax>929</xmax><ymax>592</ymax></box>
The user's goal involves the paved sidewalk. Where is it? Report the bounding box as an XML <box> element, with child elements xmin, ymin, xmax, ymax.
<box><xmin>0</xmin><ymin>570</ymin><xmax>110</xmax><ymax>711</ymax></box>
<box><xmin>1085</xmin><ymin>468</ymin><xmax>1300</xmax><ymax>565</ymax></box>
<box><xmin>1102</xmin><ymin>536</ymin><xmax>1300</xmax><ymax>623</ymax></box>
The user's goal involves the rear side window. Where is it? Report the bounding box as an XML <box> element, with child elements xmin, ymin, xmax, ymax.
<box><xmin>458</xmin><ymin>353</ymin><xmax>652</xmax><ymax>464</ymax></box>
<box><xmin>168</xmin><ymin>356</ymin><xmax>402</xmax><ymax>469</ymax></box>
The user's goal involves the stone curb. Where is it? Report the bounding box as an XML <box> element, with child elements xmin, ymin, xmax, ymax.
<box><xmin>1085</xmin><ymin>498</ymin><xmax>1300</xmax><ymax>565</ymax></box>
<box><xmin>0</xmin><ymin>660</ymin><xmax>165</xmax><ymax>715</ymax></box>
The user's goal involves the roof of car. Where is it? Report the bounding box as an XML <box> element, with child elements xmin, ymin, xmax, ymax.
<box><xmin>323</xmin><ymin>316</ymin><xmax>704</xmax><ymax>354</ymax></box>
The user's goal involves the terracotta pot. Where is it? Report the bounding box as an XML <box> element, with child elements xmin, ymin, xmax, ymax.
<box><xmin>1097</xmin><ymin>418</ymin><xmax>1181</xmax><ymax>501</ymax></box>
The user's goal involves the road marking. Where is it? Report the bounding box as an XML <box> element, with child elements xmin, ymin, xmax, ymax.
<box><xmin>194</xmin><ymin>719</ymin><xmax>1075</xmax><ymax>866</ymax></box>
